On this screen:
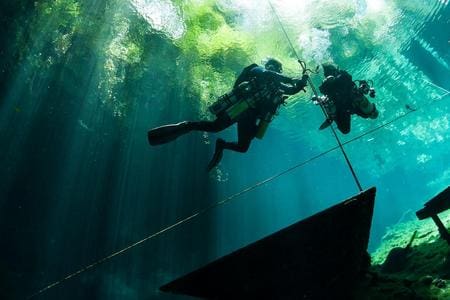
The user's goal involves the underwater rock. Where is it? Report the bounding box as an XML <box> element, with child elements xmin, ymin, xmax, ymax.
<box><xmin>354</xmin><ymin>273</ymin><xmax>420</xmax><ymax>300</ymax></box>
<box><xmin>440</xmin><ymin>254</ymin><xmax>450</xmax><ymax>279</ymax></box>
<box><xmin>381</xmin><ymin>247</ymin><xmax>410</xmax><ymax>273</ymax></box>
<box><xmin>381</xmin><ymin>231</ymin><xmax>417</xmax><ymax>273</ymax></box>
<box><xmin>418</xmin><ymin>275</ymin><xmax>433</xmax><ymax>286</ymax></box>
<box><xmin>368</xmin><ymin>209</ymin><xmax>450</xmax><ymax>299</ymax></box>
<box><xmin>432</xmin><ymin>278</ymin><xmax>446</xmax><ymax>289</ymax></box>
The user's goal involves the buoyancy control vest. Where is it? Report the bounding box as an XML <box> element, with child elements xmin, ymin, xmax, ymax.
<box><xmin>208</xmin><ymin>64</ymin><xmax>259</xmax><ymax>117</ymax></box>
<box><xmin>208</xmin><ymin>64</ymin><xmax>281</xmax><ymax>120</ymax></box>
<box><xmin>319</xmin><ymin>72</ymin><xmax>355</xmax><ymax>111</ymax></box>
<box><xmin>208</xmin><ymin>64</ymin><xmax>285</xmax><ymax>139</ymax></box>
<box><xmin>319</xmin><ymin>71</ymin><xmax>378</xmax><ymax>119</ymax></box>
<box><xmin>234</xmin><ymin>63</ymin><xmax>258</xmax><ymax>88</ymax></box>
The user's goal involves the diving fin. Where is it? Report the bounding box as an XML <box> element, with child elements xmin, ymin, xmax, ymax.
<box><xmin>206</xmin><ymin>139</ymin><xmax>225</xmax><ymax>172</ymax></box>
<box><xmin>319</xmin><ymin>118</ymin><xmax>333</xmax><ymax>130</ymax></box>
<box><xmin>147</xmin><ymin>121</ymin><xmax>192</xmax><ymax>146</ymax></box>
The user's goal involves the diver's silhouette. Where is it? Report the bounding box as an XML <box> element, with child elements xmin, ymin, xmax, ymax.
<box><xmin>148</xmin><ymin>58</ymin><xmax>308</xmax><ymax>171</ymax></box>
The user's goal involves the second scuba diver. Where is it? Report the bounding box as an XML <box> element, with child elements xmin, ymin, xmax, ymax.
<box><xmin>148</xmin><ymin>58</ymin><xmax>309</xmax><ymax>171</ymax></box>
<box><xmin>313</xmin><ymin>63</ymin><xmax>379</xmax><ymax>134</ymax></box>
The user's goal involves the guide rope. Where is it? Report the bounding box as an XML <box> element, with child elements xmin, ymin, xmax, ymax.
<box><xmin>29</xmin><ymin>83</ymin><xmax>449</xmax><ymax>298</ymax></box>
<box><xmin>29</xmin><ymin>6</ymin><xmax>450</xmax><ymax>299</ymax></box>
<box><xmin>28</xmin><ymin>101</ymin><xmax>428</xmax><ymax>299</ymax></box>
<box><xmin>267</xmin><ymin>0</ymin><xmax>363</xmax><ymax>192</ymax></box>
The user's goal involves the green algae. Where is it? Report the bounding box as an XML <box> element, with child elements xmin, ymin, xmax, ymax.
<box><xmin>361</xmin><ymin>211</ymin><xmax>450</xmax><ymax>299</ymax></box>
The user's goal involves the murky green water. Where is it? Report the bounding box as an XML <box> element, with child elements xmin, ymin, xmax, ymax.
<box><xmin>1</xmin><ymin>0</ymin><xmax>449</xmax><ymax>299</ymax></box>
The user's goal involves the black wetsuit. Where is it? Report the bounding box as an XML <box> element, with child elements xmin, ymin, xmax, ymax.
<box><xmin>319</xmin><ymin>70</ymin><xmax>358</xmax><ymax>134</ymax></box>
<box><xmin>189</xmin><ymin>65</ymin><xmax>306</xmax><ymax>153</ymax></box>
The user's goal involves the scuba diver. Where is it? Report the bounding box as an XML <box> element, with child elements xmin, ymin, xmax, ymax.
<box><xmin>148</xmin><ymin>58</ymin><xmax>309</xmax><ymax>171</ymax></box>
<box><xmin>313</xmin><ymin>63</ymin><xmax>379</xmax><ymax>134</ymax></box>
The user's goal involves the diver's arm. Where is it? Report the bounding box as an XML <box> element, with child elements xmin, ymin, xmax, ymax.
<box><xmin>264</xmin><ymin>69</ymin><xmax>297</xmax><ymax>84</ymax></box>
<box><xmin>249</xmin><ymin>67</ymin><xmax>296</xmax><ymax>83</ymax></box>
<box><xmin>280</xmin><ymin>74</ymin><xmax>309</xmax><ymax>95</ymax></box>
<box><xmin>250</xmin><ymin>67</ymin><xmax>308</xmax><ymax>95</ymax></box>
<box><xmin>265</xmin><ymin>69</ymin><xmax>308</xmax><ymax>95</ymax></box>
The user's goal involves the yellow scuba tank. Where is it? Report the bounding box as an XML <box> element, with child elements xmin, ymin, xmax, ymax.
<box><xmin>208</xmin><ymin>81</ymin><xmax>252</xmax><ymax>116</ymax></box>
<box><xmin>255</xmin><ymin>112</ymin><xmax>273</xmax><ymax>139</ymax></box>
<box><xmin>353</xmin><ymin>79</ymin><xmax>378</xmax><ymax>119</ymax></box>
<box><xmin>255</xmin><ymin>92</ymin><xmax>285</xmax><ymax>139</ymax></box>
<box><xmin>225</xmin><ymin>81</ymin><xmax>262</xmax><ymax>120</ymax></box>
<box><xmin>209</xmin><ymin>92</ymin><xmax>238</xmax><ymax>115</ymax></box>
<box><xmin>354</xmin><ymin>95</ymin><xmax>378</xmax><ymax>119</ymax></box>
<box><xmin>226</xmin><ymin>98</ymin><xmax>256</xmax><ymax>120</ymax></box>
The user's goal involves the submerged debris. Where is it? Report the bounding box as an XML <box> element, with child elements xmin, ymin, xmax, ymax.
<box><xmin>360</xmin><ymin>211</ymin><xmax>450</xmax><ymax>299</ymax></box>
<box><xmin>381</xmin><ymin>231</ymin><xmax>417</xmax><ymax>273</ymax></box>
<box><xmin>416</xmin><ymin>186</ymin><xmax>450</xmax><ymax>245</ymax></box>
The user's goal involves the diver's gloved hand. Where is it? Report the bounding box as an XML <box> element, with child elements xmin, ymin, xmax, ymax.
<box><xmin>296</xmin><ymin>74</ymin><xmax>309</xmax><ymax>91</ymax></box>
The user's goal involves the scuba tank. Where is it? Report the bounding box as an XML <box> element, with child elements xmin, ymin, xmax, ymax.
<box><xmin>209</xmin><ymin>63</ymin><xmax>259</xmax><ymax>116</ymax></box>
<box><xmin>208</xmin><ymin>90</ymin><xmax>239</xmax><ymax>116</ymax></box>
<box><xmin>225</xmin><ymin>81</ymin><xmax>266</xmax><ymax>120</ymax></box>
<box><xmin>226</xmin><ymin>98</ymin><xmax>254</xmax><ymax>120</ymax></box>
<box><xmin>355</xmin><ymin>80</ymin><xmax>376</xmax><ymax>98</ymax></box>
<box><xmin>354</xmin><ymin>80</ymin><xmax>378</xmax><ymax>119</ymax></box>
<box><xmin>208</xmin><ymin>81</ymin><xmax>251</xmax><ymax>116</ymax></box>
<box><xmin>209</xmin><ymin>81</ymin><xmax>273</xmax><ymax>121</ymax></box>
<box><xmin>353</xmin><ymin>96</ymin><xmax>378</xmax><ymax>119</ymax></box>
<box><xmin>224</xmin><ymin>81</ymin><xmax>260</xmax><ymax>120</ymax></box>
<box><xmin>255</xmin><ymin>92</ymin><xmax>285</xmax><ymax>139</ymax></box>
<box><xmin>255</xmin><ymin>112</ymin><xmax>272</xmax><ymax>139</ymax></box>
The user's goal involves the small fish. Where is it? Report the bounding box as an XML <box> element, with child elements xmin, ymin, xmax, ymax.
<box><xmin>14</xmin><ymin>106</ymin><xmax>21</xmax><ymax>112</ymax></box>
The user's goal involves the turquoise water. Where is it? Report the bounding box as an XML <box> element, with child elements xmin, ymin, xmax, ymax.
<box><xmin>0</xmin><ymin>0</ymin><xmax>449</xmax><ymax>299</ymax></box>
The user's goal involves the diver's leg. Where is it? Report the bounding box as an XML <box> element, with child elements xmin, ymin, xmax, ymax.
<box><xmin>206</xmin><ymin>138</ymin><xmax>226</xmax><ymax>171</ymax></box>
<box><xmin>335</xmin><ymin>110</ymin><xmax>351</xmax><ymax>134</ymax></box>
<box><xmin>221</xmin><ymin>115</ymin><xmax>257</xmax><ymax>153</ymax></box>
<box><xmin>206</xmin><ymin>115</ymin><xmax>256</xmax><ymax>171</ymax></box>
<box><xmin>148</xmin><ymin>121</ymin><xmax>193</xmax><ymax>146</ymax></box>
<box><xmin>148</xmin><ymin>117</ymin><xmax>232</xmax><ymax>146</ymax></box>
<box><xmin>318</xmin><ymin>99</ymin><xmax>336</xmax><ymax>130</ymax></box>
<box><xmin>189</xmin><ymin>116</ymin><xmax>232</xmax><ymax>133</ymax></box>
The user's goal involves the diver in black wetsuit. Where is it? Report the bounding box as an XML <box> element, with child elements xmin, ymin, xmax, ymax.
<box><xmin>148</xmin><ymin>58</ymin><xmax>309</xmax><ymax>171</ymax></box>
<box><xmin>315</xmin><ymin>63</ymin><xmax>379</xmax><ymax>134</ymax></box>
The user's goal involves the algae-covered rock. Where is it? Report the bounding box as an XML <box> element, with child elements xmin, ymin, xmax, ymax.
<box><xmin>381</xmin><ymin>231</ymin><xmax>417</xmax><ymax>273</ymax></box>
<box><xmin>354</xmin><ymin>211</ymin><xmax>450</xmax><ymax>299</ymax></box>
